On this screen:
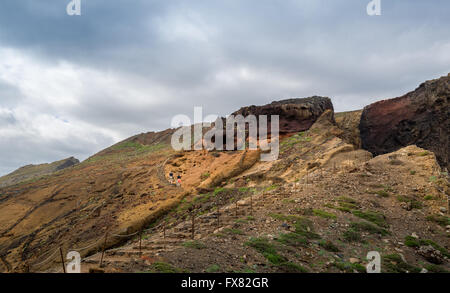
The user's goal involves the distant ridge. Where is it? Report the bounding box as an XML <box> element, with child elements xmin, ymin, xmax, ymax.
<box><xmin>0</xmin><ymin>157</ymin><xmax>79</xmax><ymax>188</ymax></box>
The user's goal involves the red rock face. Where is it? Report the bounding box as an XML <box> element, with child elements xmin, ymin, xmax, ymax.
<box><xmin>232</xmin><ymin>96</ymin><xmax>334</xmax><ymax>134</ymax></box>
<box><xmin>360</xmin><ymin>74</ymin><xmax>450</xmax><ymax>169</ymax></box>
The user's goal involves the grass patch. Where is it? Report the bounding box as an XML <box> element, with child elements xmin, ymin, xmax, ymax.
<box><xmin>269</xmin><ymin>213</ymin><xmax>307</xmax><ymax>223</ymax></box>
<box><xmin>223</xmin><ymin>228</ymin><xmax>244</xmax><ymax>235</ymax></box>
<box><xmin>276</xmin><ymin>232</ymin><xmax>309</xmax><ymax>247</ymax></box>
<box><xmin>426</xmin><ymin>214</ymin><xmax>450</xmax><ymax>227</ymax></box>
<box><xmin>201</xmin><ymin>172</ymin><xmax>210</xmax><ymax>180</ymax></box>
<box><xmin>235</xmin><ymin>216</ymin><xmax>255</xmax><ymax>224</ymax></box>
<box><xmin>397</xmin><ymin>195</ymin><xmax>422</xmax><ymax>209</ymax></box>
<box><xmin>146</xmin><ymin>262</ymin><xmax>185</xmax><ymax>273</ymax></box>
<box><xmin>265</xmin><ymin>184</ymin><xmax>278</xmax><ymax>192</ymax></box>
<box><xmin>245</xmin><ymin>237</ymin><xmax>308</xmax><ymax>272</ymax></box>
<box><xmin>205</xmin><ymin>264</ymin><xmax>220</xmax><ymax>273</ymax></box>
<box><xmin>182</xmin><ymin>240</ymin><xmax>206</xmax><ymax>250</ymax></box>
<box><xmin>376</xmin><ymin>190</ymin><xmax>390</xmax><ymax>198</ymax></box>
<box><xmin>382</xmin><ymin>254</ymin><xmax>421</xmax><ymax>273</ymax></box>
<box><xmin>350</xmin><ymin>221</ymin><xmax>389</xmax><ymax>236</ymax></box>
<box><xmin>404</xmin><ymin>236</ymin><xmax>450</xmax><ymax>258</ymax></box>
<box><xmin>318</xmin><ymin>240</ymin><xmax>340</xmax><ymax>252</ymax></box>
<box><xmin>324</xmin><ymin>203</ymin><xmax>351</xmax><ymax>213</ymax></box>
<box><xmin>332</xmin><ymin>261</ymin><xmax>366</xmax><ymax>273</ymax></box>
<box><xmin>313</xmin><ymin>209</ymin><xmax>337</xmax><ymax>219</ymax></box>
<box><xmin>343</xmin><ymin>228</ymin><xmax>363</xmax><ymax>243</ymax></box>
<box><xmin>245</xmin><ymin>237</ymin><xmax>287</xmax><ymax>265</ymax></box>
<box><xmin>279</xmin><ymin>262</ymin><xmax>309</xmax><ymax>273</ymax></box>
<box><xmin>213</xmin><ymin>187</ymin><xmax>227</xmax><ymax>196</ymax></box>
<box><xmin>352</xmin><ymin>210</ymin><xmax>388</xmax><ymax>227</ymax></box>
<box><xmin>423</xmin><ymin>195</ymin><xmax>434</xmax><ymax>201</ymax></box>
<box><xmin>424</xmin><ymin>264</ymin><xmax>449</xmax><ymax>273</ymax></box>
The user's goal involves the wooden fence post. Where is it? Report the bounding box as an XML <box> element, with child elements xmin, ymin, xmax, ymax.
<box><xmin>100</xmin><ymin>232</ymin><xmax>108</xmax><ymax>268</ymax></box>
<box><xmin>191</xmin><ymin>211</ymin><xmax>195</xmax><ymax>239</ymax></box>
<box><xmin>59</xmin><ymin>247</ymin><xmax>66</xmax><ymax>273</ymax></box>
<box><xmin>163</xmin><ymin>221</ymin><xmax>166</xmax><ymax>239</ymax></box>
<box><xmin>139</xmin><ymin>229</ymin><xmax>142</xmax><ymax>255</ymax></box>
<box><xmin>217</xmin><ymin>206</ymin><xmax>221</xmax><ymax>227</ymax></box>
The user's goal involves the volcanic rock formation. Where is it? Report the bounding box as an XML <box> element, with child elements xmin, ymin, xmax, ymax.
<box><xmin>232</xmin><ymin>96</ymin><xmax>334</xmax><ymax>134</ymax></box>
<box><xmin>359</xmin><ymin>74</ymin><xmax>450</xmax><ymax>170</ymax></box>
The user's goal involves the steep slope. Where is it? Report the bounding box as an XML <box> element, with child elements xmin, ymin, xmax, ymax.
<box><xmin>54</xmin><ymin>111</ymin><xmax>449</xmax><ymax>273</ymax></box>
<box><xmin>0</xmin><ymin>157</ymin><xmax>79</xmax><ymax>189</ymax></box>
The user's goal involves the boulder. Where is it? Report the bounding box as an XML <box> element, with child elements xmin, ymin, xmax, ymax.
<box><xmin>417</xmin><ymin>245</ymin><xmax>445</xmax><ymax>264</ymax></box>
<box><xmin>359</xmin><ymin>74</ymin><xmax>449</xmax><ymax>170</ymax></box>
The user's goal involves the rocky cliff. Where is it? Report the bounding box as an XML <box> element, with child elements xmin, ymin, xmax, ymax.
<box><xmin>360</xmin><ymin>74</ymin><xmax>449</xmax><ymax>170</ymax></box>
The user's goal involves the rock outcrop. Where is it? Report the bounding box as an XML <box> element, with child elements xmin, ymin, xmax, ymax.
<box><xmin>232</xmin><ymin>96</ymin><xmax>334</xmax><ymax>134</ymax></box>
<box><xmin>359</xmin><ymin>74</ymin><xmax>450</xmax><ymax>170</ymax></box>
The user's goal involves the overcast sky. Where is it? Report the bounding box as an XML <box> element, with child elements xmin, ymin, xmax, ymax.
<box><xmin>0</xmin><ymin>0</ymin><xmax>449</xmax><ymax>176</ymax></box>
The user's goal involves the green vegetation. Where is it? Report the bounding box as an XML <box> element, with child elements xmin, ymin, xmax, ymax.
<box><xmin>245</xmin><ymin>237</ymin><xmax>308</xmax><ymax>272</ymax></box>
<box><xmin>235</xmin><ymin>216</ymin><xmax>255</xmax><ymax>224</ymax></box>
<box><xmin>350</xmin><ymin>221</ymin><xmax>389</xmax><ymax>236</ymax></box>
<box><xmin>279</xmin><ymin>262</ymin><xmax>309</xmax><ymax>273</ymax></box>
<box><xmin>396</xmin><ymin>195</ymin><xmax>422</xmax><ymax>209</ymax></box>
<box><xmin>280</xmin><ymin>132</ymin><xmax>312</xmax><ymax>150</ymax></box>
<box><xmin>201</xmin><ymin>172</ymin><xmax>210</xmax><ymax>180</ymax></box>
<box><xmin>146</xmin><ymin>262</ymin><xmax>185</xmax><ymax>273</ymax></box>
<box><xmin>318</xmin><ymin>240</ymin><xmax>340</xmax><ymax>252</ymax></box>
<box><xmin>324</xmin><ymin>203</ymin><xmax>351</xmax><ymax>213</ymax></box>
<box><xmin>352</xmin><ymin>210</ymin><xmax>388</xmax><ymax>227</ymax></box>
<box><xmin>84</xmin><ymin>142</ymin><xmax>168</xmax><ymax>164</ymax></box>
<box><xmin>245</xmin><ymin>237</ymin><xmax>286</xmax><ymax>265</ymax></box>
<box><xmin>424</xmin><ymin>264</ymin><xmax>449</xmax><ymax>273</ymax></box>
<box><xmin>382</xmin><ymin>254</ymin><xmax>421</xmax><ymax>273</ymax></box>
<box><xmin>276</xmin><ymin>232</ymin><xmax>309</xmax><ymax>247</ymax></box>
<box><xmin>182</xmin><ymin>240</ymin><xmax>206</xmax><ymax>250</ymax></box>
<box><xmin>423</xmin><ymin>195</ymin><xmax>434</xmax><ymax>200</ymax></box>
<box><xmin>223</xmin><ymin>228</ymin><xmax>244</xmax><ymax>235</ymax></box>
<box><xmin>426</xmin><ymin>214</ymin><xmax>450</xmax><ymax>227</ymax></box>
<box><xmin>205</xmin><ymin>264</ymin><xmax>220</xmax><ymax>273</ymax></box>
<box><xmin>332</xmin><ymin>261</ymin><xmax>366</xmax><ymax>273</ymax></box>
<box><xmin>269</xmin><ymin>213</ymin><xmax>307</xmax><ymax>223</ymax></box>
<box><xmin>410</xmin><ymin>170</ymin><xmax>416</xmax><ymax>175</ymax></box>
<box><xmin>376</xmin><ymin>190</ymin><xmax>390</xmax><ymax>198</ymax></box>
<box><xmin>418</xmin><ymin>151</ymin><xmax>429</xmax><ymax>156</ymax></box>
<box><xmin>313</xmin><ymin>209</ymin><xmax>337</xmax><ymax>219</ymax></box>
<box><xmin>213</xmin><ymin>187</ymin><xmax>227</xmax><ymax>196</ymax></box>
<box><xmin>265</xmin><ymin>184</ymin><xmax>278</xmax><ymax>192</ymax></box>
<box><xmin>194</xmin><ymin>193</ymin><xmax>213</xmax><ymax>204</ymax></box>
<box><xmin>337</xmin><ymin>196</ymin><xmax>359</xmax><ymax>205</ymax></box>
<box><xmin>343</xmin><ymin>228</ymin><xmax>363</xmax><ymax>243</ymax></box>
<box><xmin>404</xmin><ymin>236</ymin><xmax>450</xmax><ymax>258</ymax></box>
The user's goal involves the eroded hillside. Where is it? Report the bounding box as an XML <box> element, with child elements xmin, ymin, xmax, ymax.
<box><xmin>0</xmin><ymin>94</ymin><xmax>448</xmax><ymax>274</ymax></box>
<box><xmin>40</xmin><ymin>110</ymin><xmax>449</xmax><ymax>273</ymax></box>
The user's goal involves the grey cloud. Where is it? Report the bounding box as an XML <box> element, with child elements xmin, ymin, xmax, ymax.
<box><xmin>0</xmin><ymin>0</ymin><xmax>450</xmax><ymax>175</ymax></box>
